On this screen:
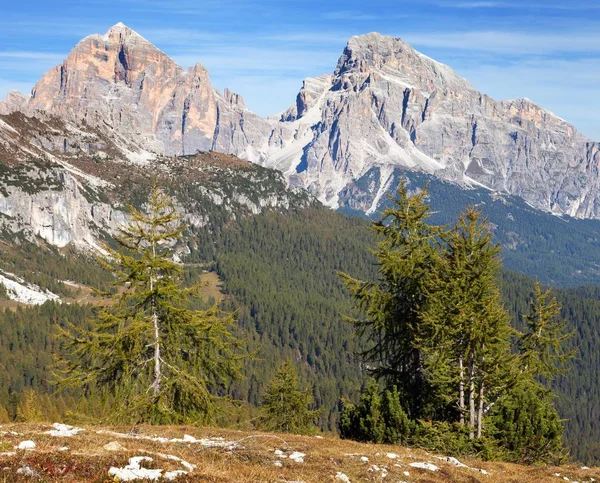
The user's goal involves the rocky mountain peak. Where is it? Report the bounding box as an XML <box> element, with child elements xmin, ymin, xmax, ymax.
<box><xmin>105</xmin><ymin>21</ymin><xmax>138</xmax><ymax>39</ymax></box>
<box><xmin>189</xmin><ymin>62</ymin><xmax>211</xmax><ymax>82</ymax></box>
<box><xmin>334</xmin><ymin>32</ymin><xmax>471</xmax><ymax>94</ymax></box>
<box><xmin>223</xmin><ymin>88</ymin><xmax>246</xmax><ymax>108</ymax></box>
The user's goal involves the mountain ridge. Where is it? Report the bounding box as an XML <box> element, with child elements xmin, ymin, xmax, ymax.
<box><xmin>2</xmin><ymin>23</ymin><xmax>600</xmax><ymax>219</ymax></box>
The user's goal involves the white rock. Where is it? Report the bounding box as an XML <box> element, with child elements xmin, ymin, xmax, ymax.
<box><xmin>386</xmin><ymin>452</ymin><xmax>399</xmax><ymax>459</ymax></box>
<box><xmin>274</xmin><ymin>460</ymin><xmax>283</xmax><ymax>467</ymax></box>
<box><xmin>335</xmin><ymin>472</ymin><xmax>351</xmax><ymax>482</ymax></box>
<box><xmin>17</xmin><ymin>440</ymin><xmax>36</xmax><ymax>450</ymax></box>
<box><xmin>46</xmin><ymin>422</ymin><xmax>84</xmax><ymax>437</ymax></box>
<box><xmin>16</xmin><ymin>465</ymin><xmax>38</xmax><ymax>477</ymax></box>
<box><xmin>108</xmin><ymin>456</ymin><xmax>163</xmax><ymax>481</ymax></box>
<box><xmin>289</xmin><ymin>451</ymin><xmax>305</xmax><ymax>463</ymax></box>
<box><xmin>164</xmin><ymin>470</ymin><xmax>188</xmax><ymax>480</ymax></box>
<box><xmin>437</xmin><ymin>455</ymin><xmax>468</xmax><ymax>468</ymax></box>
<box><xmin>360</xmin><ymin>456</ymin><xmax>369</xmax><ymax>463</ymax></box>
<box><xmin>409</xmin><ymin>462</ymin><xmax>439</xmax><ymax>471</ymax></box>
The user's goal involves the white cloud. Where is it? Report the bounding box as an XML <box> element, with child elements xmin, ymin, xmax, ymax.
<box><xmin>403</xmin><ymin>30</ymin><xmax>600</xmax><ymax>55</ymax></box>
<box><xmin>0</xmin><ymin>52</ymin><xmax>64</xmax><ymax>61</ymax></box>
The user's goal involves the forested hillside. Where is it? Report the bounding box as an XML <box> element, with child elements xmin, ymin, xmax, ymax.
<box><xmin>342</xmin><ymin>170</ymin><xmax>600</xmax><ymax>287</ymax></box>
<box><xmin>0</xmin><ymin>203</ymin><xmax>599</xmax><ymax>463</ymax></box>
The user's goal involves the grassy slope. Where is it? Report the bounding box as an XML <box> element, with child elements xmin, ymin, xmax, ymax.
<box><xmin>0</xmin><ymin>423</ymin><xmax>598</xmax><ymax>482</ymax></box>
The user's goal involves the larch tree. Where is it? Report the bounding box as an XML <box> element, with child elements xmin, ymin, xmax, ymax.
<box><xmin>55</xmin><ymin>186</ymin><xmax>244</xmax><ymax>424</ymax></box>
<box><xmin>341</xmin><ymin>181</ymin><xmax>442</xmax><ymax>419</ymax></box>
<box><xmin>487</xmin><ymin>281</ymin><xmax>575</xmax><ymax>463</ymax></box>
<box><xmin>518</xmin><ymin>282</ymin><xmax>576</xmax><ymax>384</ymax></box>
<box><xmin>260</xmin><ymin>360</ymin><xmax>320</xmax><ymax>434</ymax></box>
<box><xmin>421</xmin><ymin>207</ymin><xmax>513</xmax><ymax>439</ymax></box>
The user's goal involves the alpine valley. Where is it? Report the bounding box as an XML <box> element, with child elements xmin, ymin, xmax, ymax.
<box><xmin>2</xmin><ymin>23</ymin><xmax>600</xmax><ymax>465</ymax></box>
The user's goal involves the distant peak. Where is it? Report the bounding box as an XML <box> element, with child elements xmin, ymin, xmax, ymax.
<box><xmin>104</xmin><ymin>22</ymin><xmax>146</xmax><ymax>42</ymax></box>
<box><xmin>108</xmin><ymin>22</ymin><xmax>133</xmax><ymax>34</ymax></box>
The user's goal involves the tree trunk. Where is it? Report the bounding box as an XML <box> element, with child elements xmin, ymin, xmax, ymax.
<box><xmin>459</xmin><ymin>354</ymin><xmax>465</xmax><ymax>426</ymax></box>
<box><xmin>151</xmin><ymin>306</ymin><xmax>161</xmax><ymax>396</ymax></box>
<box><xmin>477</xmin><ymin>349</ymin><xmax>485</xmax><ymax>439</ymax></box>
<box><xmin>477</xmin><ymin>377</ymin><xmax>484</xmax><ymax>439</ymax></box>
<box><xmin>468</xmin><ymin>352</ymin><xmax>475</xmax><ymax>440</ymax></box>
<box><xmin>150</xmin><ymin>240</ymin><xmax>161</xmax><ymax>397</ymax></box>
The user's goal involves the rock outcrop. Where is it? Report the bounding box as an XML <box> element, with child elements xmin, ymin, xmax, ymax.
<box><xmin>0</xmin><ymin>112</ymin><xmax>311</xmax><ymax>251</ymax></box>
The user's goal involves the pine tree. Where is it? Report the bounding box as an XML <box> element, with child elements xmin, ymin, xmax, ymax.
<box><xmin>421</xmin><ymin>207</ymin><xmax>513</xmax><ymax>439</ymax></box>
<box><xmin>489</xmin><ymin>385</ymin><xmax>565</xmax><ymax>464</ymax></box>
<box><xmin>339</xmin><ymin>379</ymin><xmax>413</xmax><ymax>444</ymax></box>
<box><xmin>55</xmin><ymin>186</ymin><xmax>245</xmax><ymax>424</ymax></box>
<box><xmin>260</xmin><ymin>360</ymin><xmax>319</xmax><ymax>434</ymax></box>
<box><xmin>341</xmin><ymin>181</ymin><xmax>442</xmax><ymax>419</ymax></box>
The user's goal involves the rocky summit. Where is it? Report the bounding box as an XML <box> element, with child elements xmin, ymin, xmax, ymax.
<box><xmin>2</xmin><ymin>24</ymin><xmax>600</xmax><ymax>218</ymax></box>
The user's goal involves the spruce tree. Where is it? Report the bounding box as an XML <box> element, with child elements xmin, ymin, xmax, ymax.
<box><xmin>55</xmin><ymin>186</ymin><xmax>244</xmax><ymax>424</ymax></box>
<box><xmin>341</xmin><ymin>181</ymin><xmax>442</xmax><ymax>419</ymax></box>
<box><xmin>260</xmin><ymin>360</ymin><xmax>319</xmax><ymax>434</ymax></box>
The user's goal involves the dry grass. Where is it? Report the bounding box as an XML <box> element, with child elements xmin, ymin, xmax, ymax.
<box><xmin>198</xmin><ymin>271</ymin><xmax>225</xmax><ymax>304</ymax></box>
<box><xmin>0</xmin><ymin>423</ymin><xmax>597</xmax><ymax>482</ymax></box>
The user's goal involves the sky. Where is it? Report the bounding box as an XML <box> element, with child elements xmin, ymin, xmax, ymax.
<box><xmin>1</xmin><ymin>0</ymin><xmax>599</xmax><ymax>139</ymax></box>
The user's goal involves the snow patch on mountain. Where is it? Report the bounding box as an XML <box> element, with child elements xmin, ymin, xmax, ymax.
<box><xmin>0</xmin><ymin>272</ymin><xmax>60</xmax><ymax>305</ymax></box>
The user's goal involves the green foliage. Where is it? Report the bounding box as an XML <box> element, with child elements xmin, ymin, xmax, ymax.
<box><xmin>421</xmin><ymin>207</ymin><xmax>513</xmax><ymax>438</ymax></box>
<box><xmin>340</xmin><ymin>379</ymin><xmax>413</xmax><ymax>444</ymax></box>
<box><xmin>341</xmin><ymin>186</ymin><xmax>569</xmax><ymax>463</ymax></box>
<box><xmin>517</xmin><ymin>282</ymin><xmax>576</xmax><ymax>384</ymax></box>
<box><xmin>15</xmin><ymin>389</ymin><xmax>43</xmax><ymax>422</ymax></box>
<box><xmin>0</xmin><ymin>196</ymin><xmax>597</xmax><ymax>462</ymax></box>
<box><xmin>489</xmin><ymin>386</ymin><xmax>566</xmax><ymax>464</ymax></box>
<box><xmin>55</xmin><ymin>186</ymin><xmax>245</xmax><ymax>424</ymax></box>
<box><xmin>260</xmin><ymin>360</ymin><xmax>320</xmax><ymax>434</ymax></box>
<box><xmin>214</xmin><ymin>207</ymin><xmax>378</xmax><ymax>429</ymax></box>
<box><xmin>412</xmin><ymin>421</ymin><xmax>476</xmax><ymax>456</ymax></box>
<box><xmin>341</xmin><ymin>182</ymin><xmax>442</xmax><ymax>420</ymax></box>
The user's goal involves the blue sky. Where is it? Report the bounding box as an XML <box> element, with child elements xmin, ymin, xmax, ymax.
<box><xmin>1</xmin><ymin>0</ymin><xmax>599</xmax><ymax>139</ymax></box>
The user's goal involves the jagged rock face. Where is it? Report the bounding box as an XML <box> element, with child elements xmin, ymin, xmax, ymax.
<box><xmin>25</xmin><ymin>23</ymin><xmax>274</xmax><ymax>158</ymax></box>
<box><xmin>4</xmin><ymin>26</ymin><xmax>600</xmax><ymax>219</ymax></box>
<box><xmin>269</xmin><ymin>32</ymin><xmax>600</xmax><ymax>217</ymax></box>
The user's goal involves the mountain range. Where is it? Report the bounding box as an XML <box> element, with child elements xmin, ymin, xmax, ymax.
<box><xmin>2</xmin><ymin>22</ymin><xmax>600</xmax><ymax>218</ymax></box>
